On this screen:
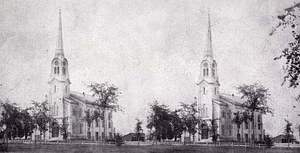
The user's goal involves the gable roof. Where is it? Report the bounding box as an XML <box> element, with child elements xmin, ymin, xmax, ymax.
<box><xmin>218</xmin><ymin>93</ymin><xmax>245</xmax><ymax>107</ymax></box>
<box><xmin>64</xmin><ymin>91</ymin><xmax>96</xmax><ymax>105</ymax></box>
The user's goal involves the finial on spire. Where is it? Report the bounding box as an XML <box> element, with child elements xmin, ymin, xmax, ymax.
<box><xmin>205</xmin><ymin>10</ymin><xmax>213</xmax><ymax>58</ymax></box>
<box><xmin>56</xmin><ymin>9</ymin><xmax>64</xmax><ymax>57</ymax></box>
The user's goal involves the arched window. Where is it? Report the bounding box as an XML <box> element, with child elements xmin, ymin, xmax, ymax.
<box><xmin>63</xmin><ymin>67</ymin><xmax>66</xmax><ymax>75</ymax></box>
<box><xmin>54</xmin><ymin>67</ymin><xmax>57</xmax><ymax>74</ymax></box>
<box><xmin>206</xmin><ymin>68</ymin><xmax>209</xmax><ymax>76</ymax></box>
<box><xmin>212</xmin><ymin>68</ymin><xmax>215</xmax><ymax>77</ymax></box>
<box><xmin>203</xmin><ymin>87</ymin><xmax>206</xmax><ymax>95</ymax></box>
<box><xmin>214</xmin><ymin>88</ymin><xmax>217</xmax><ymax>95</ymax></box>
<box><xmin>203</xmin><ymin>62</ymin><xmax>208</xmax><ymax>77</ymax></box>
<box><xmin>57</xmin><ymin>67</ymin><xmax>60</xmax><ymax>74</ymax></box>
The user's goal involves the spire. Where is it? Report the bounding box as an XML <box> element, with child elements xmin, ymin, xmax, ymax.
<box><xmin>205</xmin><ymin>12</ymin><xmax>213</xmax><ymax>58</ymax></box>
<box><xmin>55</xmin><ymin>9</ymin><xmax>64</xmax><ymax>57</ymax></box>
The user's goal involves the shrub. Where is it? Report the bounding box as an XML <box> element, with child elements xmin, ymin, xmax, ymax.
<box><xmin>115</xmin><ymin>133</ymin><xmax>123</xmax><ymax>147</ymax></box>
<box><xmin>264</xmin><ymin>135</ymin><xmax>274</xmax><ymax>148</ymax></box>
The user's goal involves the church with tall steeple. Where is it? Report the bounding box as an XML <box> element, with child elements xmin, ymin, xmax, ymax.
<box><xmin>32</xmin><ymin>10</ymin><xmax>115</xmax><ymax>141</ymax></box>
<box><xmin>194</xmin><ymin>13</ymin><xmax>264</xmax><ymax>142</ymax></box>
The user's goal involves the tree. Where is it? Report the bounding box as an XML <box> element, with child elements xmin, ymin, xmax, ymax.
<box><xmin>284</xmin><ymin>119</ymin><xmax>293</xmax><ymax>148</ymax></box>
<box><xmin>210</xmin><ymin>119</ymin><xmax>219</xmax><ymax>144</ymax></box>
<box><xmin>147</xmin><ymin>101</ymin><xmax>171</xmax><ymax>143</ymax></box>
<box><xmin>237</xmin><ymin>83</ymin><xmax>273</xmax><ymax>144</ymax></box>
<box><xmin>232</xmin><ymin>111</ymin><xmax>244</xmax><ymax>142</ymax></box>
<box><xmin>135</xmin><ymin>118</ymin><xmax>143</xmax><ymax>146</ymax></box>
<box><xmin>0</xmin><ymin>101</ymin><xmax>22</xmax><ymax>142</ymax></box>
<box><xmin>169</xmin><ymin>110</ymin><xmax>184</xmax><ymax>142</ymax></box>
<box><xmin>179</xmin><ymin>102</ymin><xmax>199</xmax><ymax>144</ymax></box>
<box><xmin>87</xmin><ymin>82</ymin><xmax>121</xmax><ymax>140</ymax></box>
<box><xmin>82</xmin><ymin>110</ymin><xmax>93</xmax><ymax>139</ymax></box>
<box><xmin>31</xmin><ymin>101</ymin><xmax>53</xmax><ymax>142</ymax></box>
<box><xmin>19</xmin><ymin>108</ymin><xmax>35</xmax><ymax>140</ymax></box>
<box><xmin>270</xmin><ymin>3</ymin><xmax>300</xmax><ymax>94</ymax></box>
<box><xmin>61</xmin><ymin>117</ymin><xmax>69</xmax><ymax>141</ymax></box>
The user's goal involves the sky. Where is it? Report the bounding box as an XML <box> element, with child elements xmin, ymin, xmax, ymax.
<box><xmin>0</xmin><ymin>0</ymin><xmax>299</xmax><ymax>138</ymax></box>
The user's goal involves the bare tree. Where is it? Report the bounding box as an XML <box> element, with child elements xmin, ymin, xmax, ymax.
<box><xmin>135</xmin><ymin>118</ymin><xmax>143</xmax><ymax>146</ymax></box>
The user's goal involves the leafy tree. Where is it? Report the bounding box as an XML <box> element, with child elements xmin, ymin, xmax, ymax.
<box><xmin>61</xmin><ymin>117</ymin><xmax>69</xmax><ymax>141</ymax></box>
<box><xmin>169</xmin><ymin>110</ymin><xmax>184</xmax><ymax>142</ymax></box>
<box><xmin>284</xmin><ymin>119</ymin><xmax>293</xmax><ymax>147</ymax></box>
<box><xmin>87</xmin><ymin>82</ymin><xmax>121</xmax><ymax>140</ymax></box>
<box><xmin>237</xmin><ymin>83</ymin><xmax>273</xmax><ymax>143</ymax></box>
<box><xmin>31</xmin><ymin>101</ymin><xmax>53</xmax><ymax>141</ymax></box>
<box><xmin>179</xmin><ymin>102</ymin><xmax>199</xmax><ymax>144</ymax></box>
<box><xmin>270</xmin><ymin>2</ymin><xmax>300</xmax><ymax>94</ymax></box>
<box><xmin>210</xmin><ymin>119</ymin><xmax>219</xmax><ymax>144</ymax></box>
<box><xmin>0</xmin><ymin>101</ymin><xmax>22</xmax><ymax>142</ymax></box>
<box><xmin>19</xmin><ymin>108</ymin><xmax>35</xmax><ymax>139</ymax></box>
<box><xmin>232</xmin><ymin>111</ymin><xmax>244</xmax><ymax>142</ymax></box>
<box><xmin>135</xmin><ymin>118</ymin><xmax>143</xmax><ymax>146</ymax></box>
<box><xmin>147</xmin><ymin>101</ymin><xmax>171</xmax><ymax>143</ymax></box>
<box><xmin>82</xmin><ymin>110</ymin><xmax>93</xmax><ymax>139</ymax></box>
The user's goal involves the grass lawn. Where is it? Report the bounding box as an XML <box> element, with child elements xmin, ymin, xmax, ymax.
<box><xmin>1</xmin><ymin>144</ymin><xmax>300</xmax><ymax>153</ymax></box>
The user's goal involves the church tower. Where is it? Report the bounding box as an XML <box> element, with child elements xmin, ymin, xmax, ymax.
<box><xmin>48</xmin><ymin>10</ymin><xmax>71</xmax><ymax>117</ymax></box>
<box><xmin>197</xmin><ymin>13</ymin><xmax>220</xmax><ymax>119</ymax></box>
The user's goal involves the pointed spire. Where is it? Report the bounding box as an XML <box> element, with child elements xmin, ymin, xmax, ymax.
<box><xmin>55</xmin><ymin>9</ymin><xmax>64</xmax><ymax>57</ymax></box>
<box><xmin>205</xmin><ymin>11</ymin><xmax>213</xmax><ymax>58</ymax></box>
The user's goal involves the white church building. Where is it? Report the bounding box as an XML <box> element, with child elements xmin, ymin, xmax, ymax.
<box><xmin>32</xmin><ymin>10</ymin><xmax>115</xmax><ymax>141</ymax></box>
<box><xmin>191</xmin><ymin>13</ymin><xmax>264</xmax><ymax>143</ymax></box>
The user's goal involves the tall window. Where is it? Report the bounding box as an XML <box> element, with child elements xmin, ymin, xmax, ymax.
<box><xmin>206</xmin><ymin>68</ymin><xmax>209</xmax><ymax>76</ymax></box>
<box><xmin>72</xmin><ymin>123</ymin><xmax>76</xmax><ymax>134</ymax></box>
<box><xmin>245</xmin><ymin>122</ymin><xmax>248</xmax><ymax>129</ymax></box>
<box><xmin>212</xmin><ymin>63</ymin><xmax>215</xmax><ymax>77</ymax></box>
<box><xmin>203</xmin><ymin>87</ymin><xmax>206</xmax><ymax>95</ymax></box>
<box><xmin>79</xmin><ymin>108</ymin><xmax>82</xmax><ymax>117</ymax></box>
<box><xmin>229</xmin><ymin>125</ymin><xmax>232</xmax><ymax>136</ymax></box>
<box><xmin>79</xmin><ymin>123</ymin><xmax>83</xmax><ymax>134</ymax></box>
<box><xmin>221</xmin><ymin>125</ymin><xmax>225</xmax><ymax>136</ymax></box>
<box><xmin>96</xmin><ymin>119</ymin><xmax>99</xmax><ymax>127</ymax></box>
<box><xmin>214</xmin><ymin>88</ymin><xmax>217</xmax><ymax>95</ymax></box>
<box><xmin>108</xmin><ymin>122</ymin><xmax>111</xmax><ymax>128</ymax></box>
<box><xmin>54</xmin><ymin>86</ymin><xmax>56</xmax><ymax>93</ymax></box>
<box><xmin>54</xmin><ymin>60</ymin><xmax>59</xmax><ymax>74</ymax></box>
<box><xmin>258</xmin><ymin>114</ymin><xmax>261</xmax><ymax>123</ymax></box>
<box><xmin>203</xmin><ymin>62</ymin><xmax>208</xmax><ymax>77</ymax></box>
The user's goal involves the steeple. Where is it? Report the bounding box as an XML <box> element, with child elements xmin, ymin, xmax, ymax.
<box><xmin>205</xmin><ymin>12</ymin><xmax>213</xmax><ymax>58</ymax></box>
<box><xmin>55</xmin><ymin>9</ymin><xmax>64</xmax><ymax>57</ymax></box>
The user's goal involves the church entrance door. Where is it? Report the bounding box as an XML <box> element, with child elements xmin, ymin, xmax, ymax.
<box><xmin>201</xmin><ymin>124</ymin><xmax>209</xmax><ymax>139</ymax></box>
<box><xmin>52</xmin><ymin>123</ymin><xmax>59</xmax><ymax>138</ymax></box>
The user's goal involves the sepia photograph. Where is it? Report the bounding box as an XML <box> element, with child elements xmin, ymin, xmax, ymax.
<box><xmin>0</xmin><ymin>0</ymin><xmax>300</xmax><ymax>152</ymax></box>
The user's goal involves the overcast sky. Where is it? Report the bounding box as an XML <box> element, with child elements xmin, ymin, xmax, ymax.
<box><xmin>0</xmin><ymin>0</ymin><xmax>299</xmax><ymax>137</ymax></box>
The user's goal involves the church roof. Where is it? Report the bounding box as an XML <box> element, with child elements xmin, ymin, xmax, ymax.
<box><xmin>64</xmin><ymin>91</ymin><xmax>96</xmax><ymax>105</ymax></box>
<box><xmin>218</xmin><ymin>93</ymin><xmax>245</xmax><ymax>107</ymax></box>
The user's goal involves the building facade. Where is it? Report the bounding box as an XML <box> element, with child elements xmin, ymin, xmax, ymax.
<box><xmin>194</xmin><ymin>13</ymin><xmax>264</xmax><ymax>142</ymax></box>
<box><xmin>32</xmin><ymin>10</ymin><xmax>115</xmax><ymax>141</ymax></box>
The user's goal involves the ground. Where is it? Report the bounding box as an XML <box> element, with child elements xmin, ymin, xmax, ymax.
<box><xmin>1</xmin><ymin>144</ymin><xmax>300</xmax><ymax>153</ymax></box>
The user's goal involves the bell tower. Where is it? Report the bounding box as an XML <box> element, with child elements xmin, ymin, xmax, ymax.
<box><xmin>48</xmin><ymin>10</ymin><xmax>71</xmax><ymax>117</ymax></box>
<box><xmin>197</xmin><ymin>13</ymin><xmax>220</xmax><ymax>119</ymax></box>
